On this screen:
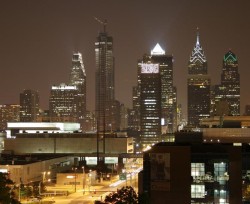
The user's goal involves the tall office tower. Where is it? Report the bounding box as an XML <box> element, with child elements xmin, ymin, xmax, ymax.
<box><xmin>150</xmin><ymin>44</ymin><xmax>176</xmax><ymax>133</ymax></box>
<box><xmin>187</xmin><ymin>30</ymin><xmax>211</xmax><ymax>127</ymax></box>
<box><xmin>69</xmin><ymin>52</ymin><xmax>86</xmax><ymax>121</ymax></box>
<box><xmin>49</xmin><ymin>83</ymin><xmax>78</xmax><ymax>122</ymax></box>
<box><xmin>95</xmin><ymin>25</ymin><xmax>116</xmax><ymax>133</ymax></box>
<box><xmin>20</xmin><ymin>89</ymin><xmax>40</xmax><ymax>122</ymax></box>
<box><xmin>219</xmin><ymin>51</ymin><xmax>240</xmax><ymax>116</ymax></box>
<box><xmin>134</xmin><ymin>44</ymin><xmax>177</xmax><ymax>147</ymax></box>
<box><xmin>0</xmin><ymin>104</ymin><xmax>20</xmax><ymax>130</ymax></box>
<box><xmin>139</xmin><ymin>60</ymin><xmax>161</xmax><ymax>147</ymax></box>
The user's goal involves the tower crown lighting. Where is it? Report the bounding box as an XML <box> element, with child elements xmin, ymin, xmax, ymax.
<box><xmin>151</xmin><ymin>43</ymin><xmax>165</xmax><ymax>55</ymax></box>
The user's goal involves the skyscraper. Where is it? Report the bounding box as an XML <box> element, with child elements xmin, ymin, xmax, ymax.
<box><xmin>139</xmin><ymin>60</ymin><xmax>161</xmax><ymax>147</ymax></box>
<box><xmin>150</xmin><ymin>44</ymin><xmax>176</xmax><ymax>133</ymax></box>
<box><xmin>20</xmin><ymin>89</ymin><xmax>40</xmax><ymax>122</ymax></box>
<box><xmin>219</xmin><ymin>51</ymin><xmax>240</xmax><ymax>116</ymax></box>
<box><xmin>134</xmin><ymin>44</ymin><xmax>177</xmax><ymax>147</ymax></box>
<box><xmin>49</xmin><ymin>83</ymin><xmax>78</xmax><ymax>122</ymax></box>
<box><xmin>187</xmin><ymin>30</ymin><xmax>211</xmax><ymax>127</ymax></box>
<box><xmin>132</xmin><ymin>44</ymin><xmax>177</xmax><ymax>133</ymax></box>
<box><xmin>69</xmin><ymin>52</ymin><xmax>86</xmax><ymax>121</ymax></box>
<box><xmin>95</xmin><ymin>24</ymin><xmax>115</xmax><ymax>133</ymax></box>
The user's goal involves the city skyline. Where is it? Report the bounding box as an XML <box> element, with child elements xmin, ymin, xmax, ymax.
<box><xmin>0</xmin><ymin>0</ymin><xmax>250</xmax><ymax>119</ymax></box>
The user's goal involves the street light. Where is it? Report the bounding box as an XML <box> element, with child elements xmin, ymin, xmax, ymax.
<box><xmin>42</xmin><ymin>171</ymin><xmax>51</xmax><ymax>182</ymax></box>
<box><xmin>72</xmin><ymin>167</ymin><xmax>77</xmax><ymax>193</ymax></box>
<box><xmin>88</xmin><ymin>169</ymin><xmax>92</xmax><ymax>192</ymax></box>
<box><xmin>82</xmin><ymin>166</ymin><xmax>85</xmax><ymax>194</ymax></box>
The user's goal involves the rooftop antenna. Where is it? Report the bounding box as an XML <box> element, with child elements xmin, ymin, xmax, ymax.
<box><xmin>196</xmin><ymin>27</ymin><xmax>200</xmax><ymax>45</ymax></box>
<box><xmin>94</xmin><ymin>17</ymin><xmax>107</xmax><ymax>32</ymax></box>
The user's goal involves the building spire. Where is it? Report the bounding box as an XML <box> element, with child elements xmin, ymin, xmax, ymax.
<box><xmin>189</xmin><ymin>27</ymin><xmax>207</xmax><ymax>64</ymax></box>
<box><xmin>196</xmin><ymin>27</ymin><xmax>200</xmax><ymax>45</ymax></box>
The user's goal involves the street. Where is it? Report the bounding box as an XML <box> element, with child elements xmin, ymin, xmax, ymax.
<box><xmin>40</xmin><ymin>167</ymin><xmax>140</xmax><ymax>204</ymax></box>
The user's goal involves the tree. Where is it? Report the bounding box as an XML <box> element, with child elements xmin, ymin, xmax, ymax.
<box><xmin>104</xmin><ymin>186</ymin><xmax>138</xmax><ymax>204</ymax></box>
<box><xmin>0</xmin><ymin>172</ymin><xmax>20</xmax><ymax>204</ymax></box>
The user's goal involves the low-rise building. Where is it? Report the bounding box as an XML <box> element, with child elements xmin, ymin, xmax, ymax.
<box><xmin>139</xmin><ymin>133</ymin><xmax>243</xmax><ymax>204</ymax></box>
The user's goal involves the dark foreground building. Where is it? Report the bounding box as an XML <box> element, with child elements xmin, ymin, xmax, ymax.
<box><xmin>139</xmin><ymin>135</ymin><xmax>242</xmax><ymax>203</ymax></box>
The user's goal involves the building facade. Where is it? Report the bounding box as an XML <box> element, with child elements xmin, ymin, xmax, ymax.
<box><xmin>69</xmin><ymin>52</ymin><xmax>87</xmax><ymax>122</ymax></box>
<box><xmin>95</xmin><ymin>26</ymin><xmax>117</xmax><ymax>133</ymax></box>
<box><xmin>49</xmin><ymin>84</ymin><xmax>78</xmax><ymax>122</ymax></box>
<box><xmin>213</xmin><ymin>51</ymin><xmax>240</xmax><ymax>116</ymax></box>
<box><xmin>131</xmin><ymin>44</ymin><xmax>177</xmax><ymax>147</ymax></box>
<box><xmin>139</xmin><ymin>58</ymin><xmax>162</xmax><ymax>147</ymax></box>
<box><xmin>20</xmin><ymin>89</ymin><xmax>40</xmax><ymax>122</ymax></box>
<box><xmin>140</xmin><ymin>141</ymin><xmax>242</xmax><ymax>204</ymax></box>
<box><xmin>150</xmin><ymin>44</ymin><xmax>177</xmax><ymax>133</ymax></box>
<box><xmin>0</xmin><ymin>104</ymin><xmax>20</xmax><ymax>130</ymax></box>
<box><xmin>188</xmin><ymin>30</ymin><xmax>211</xmax><ymax>127</ymax></box>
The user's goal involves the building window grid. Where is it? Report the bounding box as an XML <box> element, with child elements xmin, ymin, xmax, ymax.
<box><xmin>191</xmin><ymin>163</ymin><xmax>206</xmax><ymax>199</ymax></box>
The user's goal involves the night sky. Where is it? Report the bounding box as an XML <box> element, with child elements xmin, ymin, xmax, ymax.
<box><xmin>0</xmin><ymin>0</ymin><xmax>250</xmax><ymax>119</ymax></box>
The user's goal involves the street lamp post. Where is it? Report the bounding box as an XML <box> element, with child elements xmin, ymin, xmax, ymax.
<box><xmin>73</xmin><ymin>167</ymin><xmax>77</xmax><ymax>193</ymax></box>
<box><xmin>88</xmin><ymin>169</ymin><xmax>92</xmax><ymax>192</ymax></box>
<box><xmin>82</xmin><ymin>166</ymin><xmax>85</xmax><ymax>194</ymax></box>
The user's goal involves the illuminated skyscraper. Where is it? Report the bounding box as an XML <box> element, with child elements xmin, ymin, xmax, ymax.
<box><xmin>150</xmin><ymin>44</ymin><xmax>177</xmax><ymax>133</ymax></box>
<box><xmin>69</xmin><ymin>52</ymin><xmax>86</xmax><ymax>121</ymax></box>
<box><xmin>187</xmin><ymin>30</ymin><xmax>211</xmax><ymax>126</ymax></box>
<box><xmin>20</xmin><ymin>89</ymin><xmax>40</xmax><ymax>122</ymax></box>
<box><xmin>95</xmin><ymin>25</ymin><xmax>115</xmax><ymax>133</ymax></box>
<box><xmin>221</xmin><ymin>51</ymin><xmax>240</xmax><ymax>115</ymax></box>
<box><xmin>213</xmin><ymin>51</ymin><xmax>240</xmax><ymax>116</ymax></box>
<box><xmin>49</xmin><ymin>84</ymin><xmax>78</xmax><ymax>122</ymax></box>
<box><xmin>137</xmin><ymin>43</ymin><xmax>177</xmax><ymax>147</ymax></box>
<box><xmin>139</xmin><ymin>60</ymin><xmax>161</xmax><ymax>147</ymax></box>
<box><xmin>49</xmin><ymin>52</ymin><xmax>87</xmax><ymax>125</ymax></box>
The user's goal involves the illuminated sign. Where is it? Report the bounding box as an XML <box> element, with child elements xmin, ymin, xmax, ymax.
<box><xmin>141</xmin><ymin>63</ymin><xmax>159</xmax><ymax>73</ymax></box>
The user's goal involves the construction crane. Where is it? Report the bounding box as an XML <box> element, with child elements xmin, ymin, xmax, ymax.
<box><xmin>94</xmin><ymin>17</ymin><xmax>107</xmax><ymax>32</ymax></box>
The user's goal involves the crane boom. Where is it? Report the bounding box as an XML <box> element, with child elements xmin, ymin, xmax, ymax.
<box><xmin>94</xmin><ymin>16</ymin><xmax>107</xmax><ymax>32</ymax></box>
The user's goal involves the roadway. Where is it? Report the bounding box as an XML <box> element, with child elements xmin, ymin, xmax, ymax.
<box><xmin>41</xmin><ymin>167</ymin><xmax>141</xmax><ymax>204</ymax></box>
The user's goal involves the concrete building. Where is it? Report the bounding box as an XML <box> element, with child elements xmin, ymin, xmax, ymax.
<box><xmin>0</xmin><ymin>155</ymin><xmax>75</xmax><ymax>184</ymax></box>
<box><xmin>140</xmin><ymin>137</ymin><xmax>242</xmax><ymax>204</ymax></box>
<box><xmin>4</xmin><ymin>133</ymin><xmax>133</xmax><ymax>155</ymax></box>
<box><xmin>4</xmin><ymin>122</ymin><xmax>133</xmax><ymax>155</ymax></box>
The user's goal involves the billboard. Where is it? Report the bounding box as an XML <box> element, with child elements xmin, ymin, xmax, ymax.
<box><xmin>150</xmin><ymin>153</ymin><xmax>170</xmax><ymax>191</ymax></box>
<box><xmin>141</xmin><ymin>63</ymin><xmax>159</xmax><ymax>73</ymax></box>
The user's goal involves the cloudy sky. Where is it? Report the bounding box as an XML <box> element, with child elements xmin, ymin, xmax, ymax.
<box><xmin>0</xmin><ymin>0</ymin><xmax>250</xmax><ymax>118</ymax></box>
